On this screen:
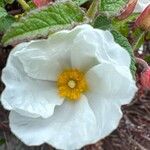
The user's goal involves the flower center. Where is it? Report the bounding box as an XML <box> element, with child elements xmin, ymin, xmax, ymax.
<box><xmin>68</xmin><ymin>80</ymin><xmax>76</xmax><ymax>89</ymax></box>
<box><xmin>57</xmin><ymin>69</ymin><xmax>88</xmax><ymax>101</ymax></box>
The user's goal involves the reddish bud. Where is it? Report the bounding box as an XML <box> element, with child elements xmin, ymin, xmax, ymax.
<box><xmin>134</xmin><ymin>4</ymin><xmax>150</xmax><ymax>31</ymax></box>
<box><xmin>33</xmin><ymin>0</ymin><xmax>52</xmax><ymax>8</ymax></box>
<box><xmin>141</xmin><ymin>67</ymin><xmax>150</xmax><ymax>90</ymax></box>
<box><xmin>117</xmin><ymin>0</ymin><xmax>138</xmax><ymax>20</ymax></box>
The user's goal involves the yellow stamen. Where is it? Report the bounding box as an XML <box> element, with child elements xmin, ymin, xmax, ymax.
<box><xmin>57</xmin><ymin>69</ymin><xmax>88</xmax><ymax>101</ymax></box>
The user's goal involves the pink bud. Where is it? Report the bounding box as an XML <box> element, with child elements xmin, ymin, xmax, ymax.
<box><xmin>141</xmin><ymin>67</ymin><xmax>150</xmax><ymax>90</ymax></box>
<box><xmin>134</xmin><ymin>4</ymin><xmax>150</xmax><ymax>31</ymax></box>
<box><xmin>33</xmin><ymin>0</ymin><xmax>52</xmax><ymax>8</ymax></box>
<box><xmin>117</xmin><ymin>0</ymin><xmax>138</xmax><ymax>20</ymax></box>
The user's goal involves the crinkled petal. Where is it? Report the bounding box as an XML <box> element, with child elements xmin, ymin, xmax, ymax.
<box><xmin>1</xmin><ymin>42</ymin><xmax>28</xmax><ymax>110</ymax></box>
<box><xmin>71</xmin><ymin>26</ymin><xmax>131</xmax><ymax>70</ymax></box>
<box><xmin>94</xmin><ymin>29</ymin><xmax>131</xmax><ymax>67</ymax></box>
<box><xmin>86</xmin><ymin>95</ymin><xmax>123</xmax><ymax>139</ymax></box>
<box><xmin>9</xmin><ymin>96</ymin><xmax>98</xmax><ymax>150</ymax></box>
<box><xmin>15</xmin><ymin>24</ymin><xmax>94</xmax><ymax>81</ymax></box>
<box><xmin>71</xmin><ymin>27</ymin><xmax>99</xmax><ymax>72</ymax></box>
<box><xmin>86</xmin><ymin>63</ymin><xmax>137</xmax><ymax>106</ymax></box>
<box><xmin>15</xmin><ymin>39</ymin><xmax>70</xmax><ymax>81</ymax></box>
<box><xmin>134</xmin><ymin>0</ymin><xmax>150</xmax><ymax>12</ymax></box>
<box><xmin>1</xmin><ymin>44</ymin><xmax>63</xmax><ymax>118</ymax></box>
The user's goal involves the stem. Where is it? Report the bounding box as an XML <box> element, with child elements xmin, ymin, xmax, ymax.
<box><xmin>132</xmin><ymin>32</ymin><xmax>145</xmax><ymax>51</ymax></box>
<box><xmin>18</xmin><ymin>0</ymin><xmax>30</xmax><ymax>11</ymax></box>
<box><xmin>86</xmin><ymin>0</ymin><xmax>99</xmax><ymax>21</ymax></box>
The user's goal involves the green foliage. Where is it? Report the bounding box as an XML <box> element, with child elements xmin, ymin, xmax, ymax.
<box><xmin>0</xmin><ymin>139</ymin><xmax>5</xmax><ymax>145</ymax></box>
<box><xmin>2</xmin><ymin>1</ymin><xmax>85</xmax><ymax>46</ymax></box>
<box><xmin>0</xmin><ymin>0</ymin><xmax>14</xmax><ymax>7</ymax></box>
<box><xmin>73</xmin><ymin>0</ymin><xmax>89</xmax><ymax>5</ymax></box>
<box><xmin>112</xmin><ymin>13</ymin><xmax>146</xmax><ymax>52</ymax></box>
<box><xmin>5</xmin><ymin>0</ymin><xmax>15</xmax><ymax>4</ymax></box>
<box><xmin>27</xmin><ymin>1</ymin><xmax>36</xmax><ymax>9</ymax></box>
<box><xmin>0</xmin><ymin>0</ymin><xmax>5</xmax><ymax>7</ymax></box>
<box><xmin>0</xmin><ymin>15</ymin><xmax>15</xmax><ymax>33</ymax></box>
<box><xmin>144</xmin><ymin>54</ymin><xmax>150</xmax><ymax>63</ymax></box>
<box><xmin>0</xmin><ymin>6</ymin><xmax>15</xmax><ymax>34</ymax></box>
<box><xmin>100</xmin><ymin>0</ymin><xmax>128</xmax><ymax>16</ymax></box>
<box><xmin>93</xmin><ymin>15</ymin><xmax>112</xmax><ymax>30</ymax></box>
<box><xmin>112</xmin><ymin>13</ymin><xmax>139</xmax><ymax>37</ymax></box>
<box><xmin>132</xmin><ymin>29</ymin><xmax>145</xmax><ymax>50</ymax></box>
<box><xmin>0</xmin><ymin>7</ymin><xmax>7</xmax><ymax>18</ymax></box>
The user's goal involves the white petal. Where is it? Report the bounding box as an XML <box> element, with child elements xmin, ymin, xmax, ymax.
<box><xmin>16</xmin><ymin>49</ymin><xmax>61</xmax><ymax>81</ymax></box>
<box><xmin>1</xmin><ymin>42</ymin><xmax>28</xmax><ymax>110</ymax></box>
<box><xmin>71</xmin><ymin>28</ymin><xmax>99</xmax><ymax>72</ymax></box>
<box><xmin>86</xmin><ymin>95</ymin><xmax>123</xmax><ymax>139</ymax></box>
<box><xmin>86</xmin><ymin>63</ymin><xmax>137</xmax><ymax>105</ymax></box>
<box><xmin>94</xmin><ymin>29</ymin><xmax>131</xmax><ymax>67</ymax></box>
<box><xmin>134</xmin><ymin>0</ymin><xmax>150</xmax><ymax>12</ymax></box>
<box><xmin>1</xmin><ymin>47</ymin><xmax>63</xmax><ymax>118</ymax></box>
<box><xmin>15</xmin><ymin>24</ymin><xmax>94</xmax><ymax>81</ymax></box>
<box><xmin>15</xmin><ymin>39</ymin><xmax>69</xmax><ymax>81</ymax></box>
<box><xmin>9</xmin><ymin>96</ymin><xmax>98</xmax><ymax>150</ymax></box>
<box><xmin>71</xmin><ymin>26</ymin><xmax>130</xmax><ymax>72</ymax></box>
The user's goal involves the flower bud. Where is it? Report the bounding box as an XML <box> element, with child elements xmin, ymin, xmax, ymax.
<box><xmin>134</xmin><ymin>4</ymin><xmax>150</xmax><ymax>31</ymax></box>
<box><xmin>33</xmin><ymin>0</ymin><xmax>52</xmax><ymax>8</ymax></box>
<box><xmin>141</xmin><ymin>67</ymin><xmax>150</xmax><ymax>90</ymax></box>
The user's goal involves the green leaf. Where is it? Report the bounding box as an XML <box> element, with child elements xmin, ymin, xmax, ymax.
<box><xmin>2</xmin><ymin>1</ymin><xmax>85</xmax><ymax>46</ymax></box>
<box><xmin>0</xmin><ymin>0</ymin><xmax>13</xmax><ymax>7</ymax></box>
<box><xmin>0</xmin><ymin>7</ymin><xmax>14</xmax><ymax>34</ymax></box>
<box><xmin>111</xmin><ymin>30</ymin><xmax>136</xmax><ymax>77</ymax></box>
<box><xmin>0</xmin><ymin>139</ymin><xmax>5</xmax><ymax>145</ymax></box>
<box><xmin>5</xmin><ymin>0</ymin><xmax>15</xmax><ymax>4</ymax></box>
<box><xmin>27</xmin><ymin>1</ymin><xmax>36</xmax><ymax>9</ymax></box>
<box><xmin>0</xmin><ymin>15</ymin><xmax>15</xmax><ymax>33</ymax></box>
<box><xmin>73</xmin><ymin>0</ymin><xmax>89</xmax><ymax>5</ymax></box>
<box><xmin>144</xmin><ymin>54</ymin><xmax>150</xmax><ymax>63</ymax></box>
<box><xmin>132</xmin><ymin>29</ymin><xmax>145</xmax><ymax>50</ymax></box>
<box><xmin>112</xmin><ymin>13</ymin><xmax>139</xmax><ymax>37</ymax></box>
<box><xmin>0</xmin><ymin>7</ymin><xmax>7</xmax><ymax>18</ymax></box>
<box><xmin>0</xmin><ymin>0</ymin><xmax>5</xmax><ymax>7</ymax></box>
<box><xmin>93</xmin><ymin>15</ymin><xmax>112</xmax><ymax>30</ymax></box>
<box><xmin>100</xmin><ymin>0</ymin><xmax>128</xmax><ymax>16</ymax></box>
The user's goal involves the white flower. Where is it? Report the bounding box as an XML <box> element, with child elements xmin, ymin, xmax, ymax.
<box><xmin>134</xmin><ymin>0</ymin><xmax>150</xmax><ymax>12</ymax></box>
<box><xmin>1</xmin><ymin>24</ymin><xmax>137</xmax><ymax>150</ymax></box>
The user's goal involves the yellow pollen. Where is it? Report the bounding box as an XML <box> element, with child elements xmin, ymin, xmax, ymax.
<box><xmin>68</xmin><ymin>80</ymin><xmax>76</xmax><ymax>88</ymax></box>
<box><xmin>57</xmin><ymin>69</ymin><xmax>88</xmax><ymax>101</ymax></box>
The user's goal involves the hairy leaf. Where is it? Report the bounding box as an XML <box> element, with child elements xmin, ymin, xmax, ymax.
<box><xmin>93</xmin><ymin>15</ymin><xmax>112</xmax><ymax>30</ymax></box>
<box><xmin>0</xmin><ymin>15</ymin><xmax>15</xmax><ymax>33</ymax></box>
<box><xmin>0</xmin><ymin>0</ymin><xmax>5</xmax><ymax>7</ymax></box>
<box><xmin>0</xmin><ymin>7</ymin><xmax>7</xmax><ymax>18</ymax></box>
<box><xmin>100</xmin><ymin>0</ymin><xmax>128</xmax><ymax>16</ymax></box>
<box><xmin>2</xmin><ymin>1</ymin><xmax>85</xmax><ymax>46</ymax></box>
<box><xmin>73</xmin><ymin>0</ymin><xmax>89</xmax><ymax>5</ymax></box>
<box><xmin>5</xmin><ymin>0</ymin><xmax>15</xmax><ymax>4</ymax></box>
